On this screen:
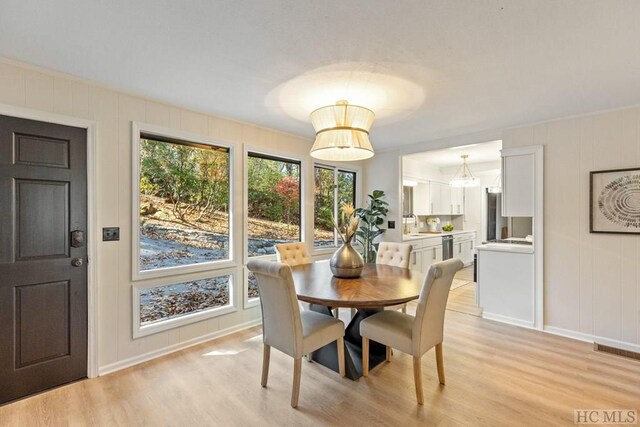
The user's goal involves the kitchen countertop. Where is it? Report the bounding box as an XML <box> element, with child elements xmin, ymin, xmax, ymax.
<box><xmin>402</xmin><ymin>230</ymin><xmax>476</xmax><ymax>241</ymax></box>
<box><xmin>476</xmin><ymin>243</ymin><xmax>534</xmax><ymax>254</ymax></box>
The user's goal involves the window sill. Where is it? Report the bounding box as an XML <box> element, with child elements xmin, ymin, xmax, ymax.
<box><xmin>133</xmin><ymin>259</ymin><xmax>237</xmax><ymax>282</ymax></box>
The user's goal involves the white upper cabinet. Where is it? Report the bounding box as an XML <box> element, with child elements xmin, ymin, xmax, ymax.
<box><xmin>450</xmin><ymin>187</ymin><xmax>463</xmax><ymax>215</ymax></box>
<box><xmin>413</xmin><ymin>182</ymin><xmax>430</xmax><ymax>215</ymax></box>
<box><xmin>501</xmin><ymin>148</ymin><xmax>535</xmax><ymax>217</ymax></box>
<box><xmin>405</xmin><ymin>180</ymin><xmax>465</xmax><ymax>216</ymax></box>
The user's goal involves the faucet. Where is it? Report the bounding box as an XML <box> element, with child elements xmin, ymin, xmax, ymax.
<box><xmin>404</xmin><ymin>214</ymin><xmax>417</xmax><ymax>234</ymax></box>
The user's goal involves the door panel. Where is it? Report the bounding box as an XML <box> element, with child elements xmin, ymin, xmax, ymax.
<box><xmin>0</xmin><ymin>115</ymin><xmax>87</xmax><ymax>405</ymax></box>
<box><xmin>16</xmin><ymin>180</ymin><xmax>70</xmax><ymax>260</ymax></box>
<box><xmin>15</xmin><ymin>280</ymin><xmax>70</xmax><ymax>368</ymax></box>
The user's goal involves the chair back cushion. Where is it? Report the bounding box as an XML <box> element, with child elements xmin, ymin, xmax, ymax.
<box><xmin>376</xmin><ymin>242</ymin><xmax>413</xmax><ymax>269</ymax></box>
<box><xmin>275</xmin><ymin>242</ymin><xmax>311</xmax><ymax>267</ymax></box>
<box><xmin>412</xmin><ymin>258</ymin><xmax>463</xmax><ymax>356</ymax></box>
<box><xmin>247</xmin><ymin>260</ymin><xmax>303</xmax><ymax>358</ymax></box>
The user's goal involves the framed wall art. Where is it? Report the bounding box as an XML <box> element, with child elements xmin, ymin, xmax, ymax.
<box><xmin>590</xmin><ymin>167</ymin><xmax>640</xmax><ymax>234</ymax></box>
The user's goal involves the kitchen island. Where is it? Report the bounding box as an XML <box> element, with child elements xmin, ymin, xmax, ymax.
<box><xmin>476</xmin><ymin>241</ymin><xmax>534</xmax><ymax>328</ymax></box>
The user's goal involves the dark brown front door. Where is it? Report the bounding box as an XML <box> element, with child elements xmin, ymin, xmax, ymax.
<box><xmin>0</xmin><ymin>115</ymin><xmax>87</xmax><ymax>404</ymax></box>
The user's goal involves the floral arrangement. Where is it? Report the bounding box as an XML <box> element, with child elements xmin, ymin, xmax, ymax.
<box><xmin>427</xmin><ymin>217</ymin><xmax>441</xmax><ymax>225</ymax></box>
<box><xmin>332</xmin><ymin>203</ymin><xmax>360</xmax><ymax>244</ymax></box>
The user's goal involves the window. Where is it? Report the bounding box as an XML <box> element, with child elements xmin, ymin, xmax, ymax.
<box><xmin>134</xmin><ymin>131</ymin><xmax>231</xmax><ymax>277</ymax></box>
<box><xmin>139</xmin><ymin>275</ymin><xmax>231</xmax><ymax>326</ymax></box>
<box><xmin>247</xmin><ymin>152</ymin><xmax>301</xmax><ymax>257</ymax></box>
<box><xmin>314</xmin><ymin>166</ymin><xmax>357</xmax><ymax>248</ymax></box>
<box><xmin>134</xmin><ymin>271</ymin><xmax>236</xmax><ymax>337</ymax></box>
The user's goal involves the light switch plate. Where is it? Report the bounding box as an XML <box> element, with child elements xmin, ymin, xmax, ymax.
<box><xmin>102</xmin><ymin>227</ymin><xmax>120</xmax><ymax>241</ymax></box>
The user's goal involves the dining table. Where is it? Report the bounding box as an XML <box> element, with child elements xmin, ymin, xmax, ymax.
<box><xmin>291</xmin><ymin>260</ymin><xmax>425</xmax><ymax>380</ymax></box>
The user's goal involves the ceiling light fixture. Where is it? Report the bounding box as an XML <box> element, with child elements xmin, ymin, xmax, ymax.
<box><xmin>487</xmin><ymin>172</ymin><xmax>502</xmax><ymax>193</ymax></box>
<box><xmin>450</xmin><ymin>154</ymin><xmax>479</xmax><ymax>187</ymax></box>
<box><xmin>309</xmin><ymin>100</ymin><xmax>375</xmax><ymax>161</ymax></box>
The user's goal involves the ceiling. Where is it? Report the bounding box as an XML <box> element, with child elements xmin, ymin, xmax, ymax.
<box><xmin>1</xmin><ymin>1</ymin><xmax>640</xmax><ymax>151</ymax></box>
<box><xmin>405</xmin><ymin>140</ymin><xmax>502</xmax><ymax>167</ymax></box>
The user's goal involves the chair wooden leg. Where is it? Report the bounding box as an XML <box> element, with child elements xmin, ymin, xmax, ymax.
<box><xmin>337</xmin><ymin>337</ymin><xmax>345</xmax><ymax>377</ymax></box>
<box><xmin>435</xmin><ymin>343</ymin><xmax>445</xmax><ymax>385</ymax></box>
<box><xmin>413</xmin><ymin>356</ymin><xmax>424</xmax><ymax>405</ymax></box>
<box><xmin>291</xmin><ymin>357</ymin><xmax>302</xmax><ymax>408</ymax></box>
<box><xmin>261</xmin><ymin>344</ymin><xmax>270</xmax><ymax>387</ymax></box>
<box><xmin>385</xmin><ymin>346</ymin><xmax>392</xmax><ymax>362</ymax></box>
<box><xmin>362</xmin><ymin>337</ymin><xmax>370</xmax><ymax>377</ymax></box>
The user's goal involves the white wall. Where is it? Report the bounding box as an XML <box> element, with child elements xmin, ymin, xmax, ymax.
<box><xmin>503</xmin><ymin>106</ymin><xmax>640</xmax><ymax>350</ymax></box>
<box><xmin>363</xmin><ymin>149</ymin><xmax>402</xmax><ymax>242</ymax></box>
<box><xmin>0</xmin><ymin>58</ymin><xmax>362</xmax><ymax>373</ymax></box>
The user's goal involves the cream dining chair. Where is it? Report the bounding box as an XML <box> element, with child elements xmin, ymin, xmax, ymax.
<box><xmin>360</xmin><ymin>258</ymin><xmax>463</xmax><ymax>404</ymax></box>
<box><xmin>276</xmin><ymin>242</ymin><xmax>341</xmax><ymax>318</ymax></box>
<box><xmin>376</xmin><ymin>242</ymin><xmax>413</xmax><ymax>313</ymax></box>
<box><xmin>247</xmin><ymin>259</ymin><xmax>345</xmax><ymax>408</ymax></box>
<box><xmin>275</xmin><ymin>242</ymin><xmax>311</xmax><ymax>266</ymax></box>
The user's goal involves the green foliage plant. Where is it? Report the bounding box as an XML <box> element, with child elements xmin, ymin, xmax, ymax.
<box><xmin>355</xmin><ymin>190</ymin><xmax>389</xmax><ymax>263</ymax></box>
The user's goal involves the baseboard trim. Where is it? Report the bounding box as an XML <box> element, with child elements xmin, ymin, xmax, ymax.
<box><xmin>98</xmin><ymin>319</ymin><xmax>262</xmax><ymax>376</ymax></box>
<box><xmin>543</xmin><ymin>326</ymin><xmax>594</xmax><ymax>343</ymax></box>
<box><xmin>482</xmin><ymin>312</ymin><xmax>534</xmax><ymax>329</ymax></box>
<box><xmin>593</xmin><ymin>336</ymin><xmax>640</xmax><ymax>354</ymax></box>
<box><xmin>543</xmin><ymin>326</ymin><xmax>640</xmax><ymax>353</ymax></box>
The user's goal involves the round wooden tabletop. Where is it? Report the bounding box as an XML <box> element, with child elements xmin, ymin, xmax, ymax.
<box><xmin>291</xmin><ymin>260</ymin><xmax>425</xmax><ymax>309</ymax></box>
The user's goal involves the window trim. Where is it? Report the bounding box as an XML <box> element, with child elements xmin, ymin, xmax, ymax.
<box><xmin>131</xmin><ymin>122</ymin><xmax>237</xmax><ymax>281</ymax></box>
<box><xmin>132</xmin><ymin>267</ymin><xmax>238</xmax><ymax>338</ymax></box>
<box><xmin>312</xmin><ymin>162</ymin><xmax>360</xmax><ymax>255</ymax></box>
<box><xmin>243</xmin><ymin>146</ymin><xmax>306</xmax><ymax>308</ymax></box>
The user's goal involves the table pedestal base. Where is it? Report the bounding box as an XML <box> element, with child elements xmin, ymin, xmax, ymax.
<box><xmin>309</xmin><ymin>304</ymin><xmax>387</xmax><ymax>380</ymax></box>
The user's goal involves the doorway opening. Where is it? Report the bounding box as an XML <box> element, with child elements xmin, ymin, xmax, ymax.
<box><xmin>401</xmin><ymin>140</ymin><xmax>503</xmax><ymax>317</ymax></box>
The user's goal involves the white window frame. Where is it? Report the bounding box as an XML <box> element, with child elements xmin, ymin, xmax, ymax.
<box><xmin>131</xmin><ymin>122</ymin><xmax>237</xmax><ymax>281</ymax></box>
<box><xmin>312</xmin><ymin>162</ymin><xmax>360</xmax><ymax>256</ymax></box>
<box><xmin>132</xmin><ymin>267</ymin><xmax>238</xmax><ymax>338</ymax></box>
<box><xmin>243</xmin><ymin>146</ymin><xmax>306</xmax><ymax>308</ymax></box>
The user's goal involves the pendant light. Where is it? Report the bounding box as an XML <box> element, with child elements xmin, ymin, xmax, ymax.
<box><xmin>487</xmin><ymin>171</ymin><xmax>502</xmax><ymax>193</ymax></box>
<box><xmin>309</xmin><ymin>100</ymin><xmax>375</xmax><ymax>161</ymax></box>
<box><xmin>450</xmin><ymin>154</ymin><xmax>479</xmax><ymax>187</ymax></box>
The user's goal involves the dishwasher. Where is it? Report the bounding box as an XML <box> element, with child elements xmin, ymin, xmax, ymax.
<box><xmin>442</xmin><ymin>235</ymin><xmax>454</xmax><ymax>260</ymax></box>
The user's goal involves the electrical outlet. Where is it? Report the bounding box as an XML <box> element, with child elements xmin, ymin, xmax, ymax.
<box><xmin>102</xmin><ymin>227</ymin><xmax>120</xmax><ymax>241</ymax></box>
<box><xmin>388</xmin><ymin>220</ymin><xmax>395</xmax><ymax>229</ymax></box>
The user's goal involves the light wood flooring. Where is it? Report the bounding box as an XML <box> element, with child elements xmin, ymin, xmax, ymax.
<box><xmin>2</xmin><ymin>305</ymin><xmax>639</xmax><ymax>426</ymax></box>
<box><xmin>447</xmin><ymin>266</ymin><xmax>482</xmax><ymax>317</ymax></box>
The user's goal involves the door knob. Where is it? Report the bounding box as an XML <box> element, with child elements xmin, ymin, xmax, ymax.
<box><xmin>71</xmin><ymin>258</ymin><xmax>83</xmax><ymax>267</ymax></box>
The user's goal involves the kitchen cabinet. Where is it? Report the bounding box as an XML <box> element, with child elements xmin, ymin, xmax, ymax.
<box><xmin>477</xmin><ymin>246</ymin><xmax>534</xmax><ymax>326</ymax></box>
<box><xmin>454</xmin><ymin>233</ymin><xmax>475</xmax><ymax>266</ymax></box>
<box><xmin>450</xmin><ymin>187</ymin><xmax>463</xmax><ymax>214</ymax></box>
<box><xmin>412</xmin><ymin>182</ymin><xmax>430</xmax><ymax>215</ymax></box>
<box><xmin>410</xmin><ymin>248</ymin><xmax>423</xmax><ymax>271</ymax></box>
<box><xmin>501</xmin><ymin>148</ymin><xmax>534</xmax><ymax>217</ymax></box>
<box><xmin>429</xmin><ymin>181</ymin><xmax>459</xmax><ymax>215</ymax></box>
<box><xmin>405</xmin><ymin>180</ymin><xmax>464</xmax><ymax>216</ymax></box>
<box><xmin>421</xmin><ymin>243</ymin><xmax>443</xmax><ymax>274</ymax></box>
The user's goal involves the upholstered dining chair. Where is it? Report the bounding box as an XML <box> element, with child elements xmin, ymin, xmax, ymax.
<box><xmin>360</xmin><ymin>258</ymin><xmax>463</xmax><ymax>404</ymax></box>
<box><xmin>275</xmin><ymin>242</ymin><xmax>311</xmax><ymax>266</ymax></box>
<box><xmin>276</xmin><ymin>242</ymin><xmax>342</xmax><ymax>318</ymax></box>
<box><xmin>247</xmin><ymin>259</ymin><xmax>346</xmax><ymax>408</ymax></box>
<box><xmin>376</xmin><ymin>242</ymin><xmax>413</xmax><ymax>313</ymax></box>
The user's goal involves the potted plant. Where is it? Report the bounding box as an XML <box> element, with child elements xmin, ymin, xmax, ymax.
<box><xmin>355</xmin><ymin>190</ymin><xmax>389</xmax><ymax>264</ymax></box>
<box><xmin>330</xmin><ymin>203</ymin><xmax>364</xmax><ymax>278</ymax></box>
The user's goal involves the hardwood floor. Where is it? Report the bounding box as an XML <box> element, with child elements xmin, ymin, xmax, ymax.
<box><xmin>447</xmin><ymin>266</ymin><xmax>482</xmax><ymax>317</ymax></box>
<box><xmin>2</xmin><ymin>309</ymin><xmax>639</xmax><ymax>426</ymax></box>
